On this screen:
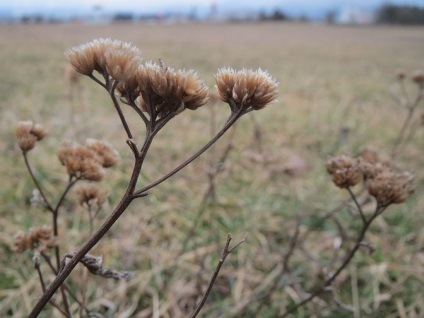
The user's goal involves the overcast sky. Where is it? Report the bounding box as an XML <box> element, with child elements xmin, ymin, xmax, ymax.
<box><xmin>1</xmin><ymin>0</ymin><xmax>423</xmax><ymax>15</ymax></box>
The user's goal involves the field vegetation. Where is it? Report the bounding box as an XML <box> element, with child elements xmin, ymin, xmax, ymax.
<box><xmin>1</xmin><ymin>22</ymin><xmax>424</xmax><ymax>317</ymax></box>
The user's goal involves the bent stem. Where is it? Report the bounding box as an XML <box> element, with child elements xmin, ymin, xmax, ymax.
<box><xmin>28</xmin><ymin>129</ymin><xmax>154</xmax><ymax>317</ymax></box>
<box><xmin>189</xmin><ymin>234</ymin><xmax>246</xmax><ymax>318</ymax></box>
<box><xmin>280</xmin><ymin>205</ymin><xmax>385</xmax><ymax>317</ymax></box>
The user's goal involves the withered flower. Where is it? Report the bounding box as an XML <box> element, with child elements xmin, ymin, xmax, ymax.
<box><xmin>13</xmin><ymin>226</ymin><xmax>57</xmax><ymax>253</ymax></box>
<box><xmin>86</xmin><ymin>139</ymin><xmax>120</xmax><ymax>168</ymax></box>
<box><xmin>136</xmin><ymin>62</ymin><xmax>209</xmax><ymax>117</ymax></box>
<box><xmin>75</xmin><ymin>183</ymin><xmax>109</xmax><ymax>208</ymax></box>
<box><xmin>105</xmin><ymin>42</ymin><xmax>141</xmax><ymax>82</ymax></box>
<box><xmin>411</xmin><ymin>70</ymin><xmax>424</xmax><ymax>87</ymax></box>
<box><xmin>15</xmin><ymin>121</ymin><xmax>47</xmax><ymax>152</ymax></box>
<box><xmin>215</xmin><ymin>68</ymin><xmax>278</xmax><ymax>111</ymax></box>
<box><xmin>57</xmin><ymin>142</ymin><xmax>105</xmax><ymax>181</ymax></box>
<box><xmin>365</xmin><ymin>168</ymin><xmax>415</xmax><ymax>207</ymax></box>
<box><xmin>326</xmin><ymin>154</ymin><xmax>362</xmax><ymax>188</ymax></box>
<box><xmin>65</xmin><ymin>38</ymin><xmax>141</xmax><ymax>78</ymax></box>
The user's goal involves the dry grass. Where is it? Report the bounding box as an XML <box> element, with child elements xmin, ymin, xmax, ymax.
<box><xmin>1</xmin><ymin>22</ymin><xmax>424</xmax><ymax>317</ymax></box>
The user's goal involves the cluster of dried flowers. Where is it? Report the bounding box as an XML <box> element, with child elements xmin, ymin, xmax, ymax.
<box><xmin>57</xmin><ymin>139</ymin><xmax>119</xmax><ymax>182</ymax></box>
<box><xmin>15</xmin><ymin>121</ymin><xmax>47</xmax><ymax>152</ymax></box>
<box><xmin>65</xmin><ymin>38</ymin><xmax>278</xmax><ymax>119</ymax></box>
<box><xmin>75</xmin><ymin>183</ymin><xmax>108</xmax><ymax>209</ymax></box>
<box><xmin>13</xmin><ymin>226</ymin><xmax>57</xmax><ymax>253</ymax></box>
<box><xmin>327</xmin><ymin>149</ymin><xmax>415</xmax><ymax>207</ymax></box>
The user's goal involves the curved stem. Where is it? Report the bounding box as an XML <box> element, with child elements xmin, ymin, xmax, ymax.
<box><xmin>347</xmin><ymin>187</ymin><xmax>366</xmax><ymax>225</ymax></box>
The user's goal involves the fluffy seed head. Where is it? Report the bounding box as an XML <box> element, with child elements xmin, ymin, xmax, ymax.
<box><xmin>326</xmin><ymin>154</ymin><xmax>363</xmax><ymax>188</ymax></box>
<box><xmin>365</xmin><ymin>169</ymin><xmax>415</xmax><ymax>207</ymax></box>
<box><xmin>13</xmin><ymin>226</ymin><xmax>57</xmax><ymax>253</ymax></box>
<box><xmin>85</xmin><ymin>139</ymin><xmax>120</xmax><ymax>168</ymax></box>
<box><xmin>75</xmin><ymin>183</ymin><xmax>109</xmax><ymax>207</ymax></box>
<box><xmin>136</xmin><ymin>61</ymin><xmax>209</xmax><ymax>117</ymax></box>
<box><xmin>215</xmin><ymin>68</ymin><xmax>278</xmax><ymax>111</ymax></box>
<box><xmin>65</xmin><ymin>38</ymin><xmax>142</xmax><ymax>78</ymax></box>
<box><xmin>15</xmin><ymin>121</ymin><xmax>47</xmax><ymax>152</ymax></box>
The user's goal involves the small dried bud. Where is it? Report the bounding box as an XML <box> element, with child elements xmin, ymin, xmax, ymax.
<box><xmin>326</xmin><ymin>154</ymin><xmax>362</xmax><ymax>188</ymax></box>
<box><xmin>395</xmin><ymin>68</ymin><xmax>406</xmax><ymax>80</ymax></box>
<box><xmin>15</xmin><ymin>121</ymin><xmax>47</xmax><ymax>152</ymax></box>
<box><xmin>75</xmin><ymin>183</ymin><xmax>109</xmax><ymax>208</ymax></box>
<box><xmin>86</xmin><ymin>139</ymin><xmax>120</xmax><ymax>168</ymax></box>
<box><xmin>13</xmin><ymin>226</ymin><xmax>57</xmax><ymax>253</ymax></box>
<box><xmin>215</xmin><ymin>68</ymin><xmax>278</xmax><ymax>111</ymax></box>
<box><xmin>365</xmin><ymin>168</ymin><xmax>415</xmax><ymax>207</ymax></box>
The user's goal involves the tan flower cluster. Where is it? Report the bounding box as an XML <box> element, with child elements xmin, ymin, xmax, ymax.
<box><xmin>13</xmin><ymin>226</ymin><xmax>57</xmax><ymax>253</ymax></box>
<box><xmin>75</xmin><ymin>183</ymin><xmax>109</xmax><ymax>208</ymax></box>
<box><xmin>364</xmin><ymin>168</ymin><xmax>415</xmax><ymax>207</ymax></box>
<box><xmin>57</xmin><ymin>139</ymin><xmax>119</xmax><ymax>181</ymax></box>
<box><xmin>15</xmin><ymin>121</ymin><xmax>47</xmax><ymax>152</ymax></box>
<box><xmin>135</xmin><ymin>62</ymin><xmax>209</xmax><ymax>116</ymax></box>
<box><xmin>215</xmin><ymin>68</ymin><xmax>278</xmax><ymax>111</ymax></box>
<box><xmin>326</xmin><ymin>154</ymin><xmax>362</xmax><ymax>188</ymax></box>
<box><xmin>65</xmin><ymin>38</ymin><xmax>141</xmax><ymax>81</ymax></box>
<box><xmin>327</xmin><ymin>151</ymin><xmax>415</xmax><ymax>207</ymax></box>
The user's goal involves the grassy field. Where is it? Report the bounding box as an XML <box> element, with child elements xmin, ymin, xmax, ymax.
<box><xmin>1</xmin><ymin>22</ymin><xmax>424</xmax><ymax>317</ymax></box>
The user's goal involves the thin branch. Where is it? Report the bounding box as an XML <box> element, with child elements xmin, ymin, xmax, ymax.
<box><xmin>347</xmin><ymin>187</ymin><xmax>366</xmax><ymax>225</ymax></box>
<box><xmin>189</xmin><ymin>234</ymin><xmax>246</xmax><ymax>318</ymax></box>
<box><xmin>109</xmin><ymin>81</ymin><xmax>133</xmax><ymax>140</ymax></box>
<box><xmin>279</xmin><ymin>207</ymin><xmax>382</xmax><ymax>317</ymax></box>
<box><xmin>134</xmin><ymin>109</ymin><xmax>243</xmax><ymax>197</ymax></box>
<box><xmin>88</xmin><ymin>74</ymin><xmax>107</xmax><ymax>90</ymax></box>
<box><xmin>23</xmin><ymin>152</ymin><xmax>54</xmax><ymax>212</ymax></box>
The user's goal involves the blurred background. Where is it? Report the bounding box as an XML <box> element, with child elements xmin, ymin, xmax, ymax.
<box><xmin>1</xmin><ymin>0</ymin><xmax>424</xmax><ymax>25</ymax></box>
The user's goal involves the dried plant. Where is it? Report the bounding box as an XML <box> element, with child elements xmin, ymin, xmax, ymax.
<box><xmin>15</xmin><ymin>38</ymin><xmax>278</xmax><ymax>317</ymax></box>
<box><xmin>391</xmin><ymin>69</ymin><xmax>424</xmax><ymax>158</ymax></box>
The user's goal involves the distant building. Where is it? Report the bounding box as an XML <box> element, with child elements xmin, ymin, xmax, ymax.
<box><xmin>336</xmin><ymin>6</ymin><xmax>375</xmax><ymax>25</ymax></box>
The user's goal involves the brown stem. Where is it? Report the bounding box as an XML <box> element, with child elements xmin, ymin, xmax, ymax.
<box><xmin>23</xmin><ymin>152</ymin><xmax>54</xmax><ymax>212</ymax></box>
<box><xmin>279</xmin><ymin>207</ymin><xmax>384</xmax><ymax>317</ymax></box>
<box><xmin>134</xmin><ymin>109</ymin><xmax>243</xmax><ymax>197</ymax></box>
<box><xmin>28</xmin><ymin>127</ymin><xmax>155</xmax><ymax>317</ymax></box>
<box><xmin>189</xmin><ymin>234</ymin><xmax>245</xmax><ymax>318</ymax></box>
<box><xmin>347</xmin><ymin>187</ymin><xmax>366</xmax><ymax>225</ymax></box>
<box><xmin>109</xmin><ymin>81</ymin><xmax>133</xmax><ymax>140</ymax></box>
<box><xmin>391</xmin><ymin>88</ymin><xmax>424</xmax><ymax>158</ymax></box>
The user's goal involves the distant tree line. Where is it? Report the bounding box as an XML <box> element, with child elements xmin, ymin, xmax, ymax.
<box><xmin>376</xmin><ymin>5</ymin><xmax>424</xmax><ymax>25</ymax></box>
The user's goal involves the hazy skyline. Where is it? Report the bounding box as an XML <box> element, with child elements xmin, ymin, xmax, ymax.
<box><xmin>0</xmin><ymin>0</ymin><xmax>424</xmax><ymax>17</ymax></box>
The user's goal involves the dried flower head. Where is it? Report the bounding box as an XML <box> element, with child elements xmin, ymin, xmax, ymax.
<box><xmin>75</xmin><ymin>183</ymin><xmax>109</xmax><ymax>208</ymax></box>
<box><xmin>65</xmin><ymin>38</ymin><xmax>141</xmax><ymax>79</ymax></box>
<box><xmin>215</xmin><ymin>68</ymin><xmax>278</xmax><ymax>111</ymax></box>
<box><xmin>365</xmin><ymin>168</ymin><xmax>415</xmax><ymax>207</ymax></box>
<box><xmin>86</xmin><ymin>139</ymin><xmax>120</xmax><ymax>168</ymax></box>
<box><xmin>15</xmin><ymin>121</ymin><xmax>47</xmax><ymax>152</ymax></box>
<box><xmin>57</xmin><ymin>142</ymin><xmax>105</xmax><ymax>181</ymax></box>
<box><xmin>136</xmin><ymin>61</ymin><xmax>209</xmax><ymax>117</ymax></box>
<box><xmin>104</xmin><ymin>41</ymin><xmax>141</xmax><ymax>82</ymax></box>
<box><xmin>13</xmin><ymin>226</ymin><xmax>57</xmax><ymax>253</ymax></box>
<box><xmin>326</xmin><ymin>154</ymin><xmax>362</xmax><ymax>188</ymax></box>
<box><xmin>411</xmin><ymin>70</ymin><xmax>424</xmax><ymax>87</ymax></box>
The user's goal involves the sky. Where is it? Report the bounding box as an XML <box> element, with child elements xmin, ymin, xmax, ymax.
<box><xmin>0</xmin><ymin>0</ymin><xmax>423</xmax><ymax>17</ymax></box>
